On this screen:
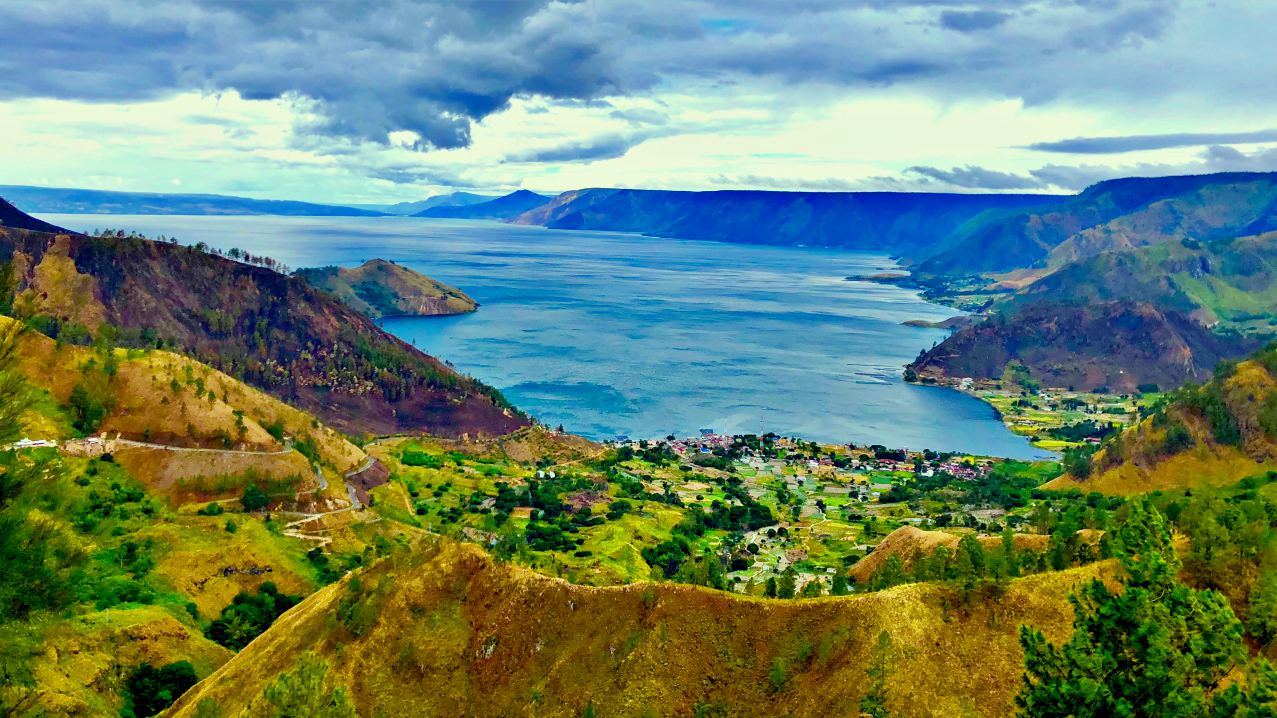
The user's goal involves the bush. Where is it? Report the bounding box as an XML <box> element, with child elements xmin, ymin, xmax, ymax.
<box><xmin>401</xmin><ymin>450</ymin><xmax>444</xmax><ymax>469</ymax></box>
<box><xmin>121</xmin><ymin>661</ymin><xmax>198</xmax><ymax>717</ymax></box>
<box><xmin>205</xmin><ymin>582</ymin><xmax>300</xmax><ymax>650</ymax></box>
<box><xmin>241</xmin><ymin>482</ymin><xmax>270</xmax><ymax>512</ymax></box>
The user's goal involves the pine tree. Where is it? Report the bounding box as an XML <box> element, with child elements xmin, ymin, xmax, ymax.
<box><xmin>860</xmin><ymin>630</ymin><xmax>893</xmax><ymax>717</ymax></box>
<box><xmin>778</xmin><ymin>567</ymin><xmax>797</xmax><ymax>599</ymax></box>
<box><xmin>253</xmin><ymin>652</ymin><xmax>355</xmax><ymax>718</ymax></box>
<box><xmin>1017</xmin><ymin>500</ymin><xmax>1247</xmax><ymax>717</ymax></box>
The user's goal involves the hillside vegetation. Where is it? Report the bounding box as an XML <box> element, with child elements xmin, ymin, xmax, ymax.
<box><xmin>296</xmin><ymin>259</ymin><xmax>478</xmax><ymax>319</ymax></box>
<box><xmin>170</xmin><ymin>540</ymin><xmax>1112</xmax><ymax>718</ymax></box>
<box><xmin>1047</xmin><ymin>344</ymin><xmax>1277</xmax><ymax>494</ymax></box>
<box><xmin>914</xmin><ymin>171</ymin><xmax>1277</xmax><ymax>275</ymax></box>
<box><xmin>0</xmin><ymin>210</ymin><xmax>524</xmax><ymax>438</ymax></box>
<box><xmin>909</xmin><ymin>230</ymin><xmax>1277</xmax><ymax>391</ymax></box>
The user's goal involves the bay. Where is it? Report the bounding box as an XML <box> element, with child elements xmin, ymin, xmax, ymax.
<box><xmin>40</xmin><ymin>214</ymin><xmax>1049</xmax><ymax>459</ymax></box>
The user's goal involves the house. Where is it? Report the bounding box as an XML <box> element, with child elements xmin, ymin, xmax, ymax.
<box><xmin>12</xmin><ymin>438</ymin><xmax>55</xmax><ymax>450</ymax></box>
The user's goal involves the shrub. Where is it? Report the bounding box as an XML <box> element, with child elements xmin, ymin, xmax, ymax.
<box><xmin>121</xmin><ymin>661</ymin><xmax>198</xmax><ymax>718</ymax></box>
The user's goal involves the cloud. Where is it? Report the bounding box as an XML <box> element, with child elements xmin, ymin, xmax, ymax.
<box><xmin>0</xmin><ymin>0</ymin><xmax>1258</xmax><ymax>161</ymax></box>
<box><xmin>905</xmin><ymin>165</ymin><xmax>1044</xmax><ymax>190</ymax></box>
<box><xmin>508</xmin><ymin>133</ymin><xmax>650</xmax><ymax>163</ymax></box>
<box><xmin>1027</xmin><ymin>129</ymin><xmax>1277</xmax><ymax>154</ymax></box>
<box><xmin>708</xmin><ymin>174</ymin><xmax>862</xmax><ymax>191</ymax></box>
<box><xmin>938</xmin><ymin>10</ymin><xmax>1011</xmax><ymax>32</ymax></box>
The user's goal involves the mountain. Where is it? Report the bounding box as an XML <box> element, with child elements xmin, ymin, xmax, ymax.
<box><xmin>0</xmin><ymin>203</ymin><xmax>525</xmax><ymax>438</ymax></box>
<box><xmin>0</xmin><ymin>195</ymin><xmax>67</xmax><ymax>232</ymax></box>
<box><xmin>913</xmin><ymin>172</ymin><xmax>1277</xmax><ymax>275</ymax></box>
<box><xmin>1045</xmin><ymin>343</ymin><xmax>1277</xmax><ymax>495</ymax></box>
<box><xmin>295</xmin><ymin>259</ymin><xmax>478</xmax><ymax>319</ymax></box>
<box><xmin>0</xmin><ymin>185</ymin><xmax>385</xmax><ymax>217</ymax></box>
<box><xmin>169</xmin><ymin>539</ymin><xmax>1109</xmax><ymax>718</ymax></box>
<box><xmin>909</xmin><ymin>231</ymin><xmax>1277</xmax><ymax>391</ymax></box>
<box><xmin>511</xmin><ymin>188</ymin><xmax>1066</xmax><ymax>253</ymax></box>
<box><xmin>906</xmin><ymin>300</ymin><xmax>1254</xmax><ymax>393</ymax></box>
<box><xmin>415</xmin><ymin>189</ymin><xmax>552</xmax><ymax>219</ymax></box>
<box><xmin>349</xmin><ymin>192</ymin><xmax>497</xmax><ymax>216</ymax></box>
<box><xmin>1009</xmin><ymin>232</ymin><xmax>1277</xmax><ymax>336</ymax></box>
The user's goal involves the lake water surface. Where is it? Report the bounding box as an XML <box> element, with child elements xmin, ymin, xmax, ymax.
<box><xmin>41</xmin><ymin>214</ymin><xmax>1048</xmax><ymax>459</ymax></box>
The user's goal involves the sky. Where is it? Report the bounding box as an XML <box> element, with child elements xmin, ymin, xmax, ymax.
<box><xmin>1</xmin><ymin>0</ymin><xmax>1275</xmax><ymax>205</ymax></box>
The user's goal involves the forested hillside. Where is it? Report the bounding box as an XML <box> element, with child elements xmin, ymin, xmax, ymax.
<box><xmin>0</xmin><ymin>208</ymin><xmax>524</xmax><ymax>438</ymax></box>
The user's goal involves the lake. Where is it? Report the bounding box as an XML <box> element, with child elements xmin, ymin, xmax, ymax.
<box><xmin>40</xmin><ymin>214</ymin><xmax>1048</xmax><ymax>459</ymax></box>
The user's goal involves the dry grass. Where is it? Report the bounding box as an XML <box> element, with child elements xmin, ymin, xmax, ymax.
<box><xmin>6</xmin><ymin>316</ymin><xmax>366</xmax><ymax>476</ymax></box>
<box><xmin>170</xmin><ymin>541</ymin><xmax>1114</xmax><ymax>718</ymax></box>
<box><xmin>850</xmin><ymin>526</ymin><xmax>1051</xmax><ymax>582</ymax></box>
<box><xmin>29</xmin><ymin>606</ymin><xmax>231</xmax><ymax>717</ymax></box>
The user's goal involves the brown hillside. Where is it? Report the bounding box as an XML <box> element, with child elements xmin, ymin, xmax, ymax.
<box><xmin>0</xmin><ymin>219</ymin><xmax>525</xmax><ymax>438</ymax></box>
<box><xmin>295</xmin><ymin>258</ymin><xmax>478</xmax><ymax>319</ymax></box>
<box><xmin>170</xmin><ymin>541</ymin><xmax>1115</xmax><ymax>718</ymax></box>
<box><xmin>849</xmin><ymin>526</ymin><xmax>1051</xmax><ymax>582</ymax></box>
<box><xmin>908</xmin><ymin>300</ymin><xmax>1252</xmax><ymax>392</ymax></box>
<box><xmin>1045</xmin><ymin>355</ymin><xmax>1277</xmax><ymax>495</ymax></box>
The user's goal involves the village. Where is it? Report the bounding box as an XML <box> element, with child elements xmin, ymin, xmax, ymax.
<box><xmin>365</xmin><ymin>423</ymin><xmax>1060</xmax><ymax>597</ymax></box>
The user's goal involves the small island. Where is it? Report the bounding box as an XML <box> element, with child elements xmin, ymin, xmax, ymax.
<box><xmin>295</xmin><ymin>258</ymin><xmax>478</xmax><ymax>318</ymax></box>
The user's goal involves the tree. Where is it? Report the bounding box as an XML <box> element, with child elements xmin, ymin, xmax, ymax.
<box><xmin>241</xmin><ymin>482</ymin><xmax>270</xmax><ymax>512</ymax></box>
<box><xmin>831</xmin><ymin>573</ymin><xmax>850</xmax><ymax>596</ymax></box>
<box><xmin>1249</xmin><ymin>572</ymin><xmax>1277</xmax><ymax>647</ymax></box>
<box><xmin>1017</xmin><ymin>500</ymin><xmax>1247</xmax><ymax>718</ymax></box>
<box><xmin>777</xmin><ymin>567</ymin><xmax>797</xmax><ymax>599</ymax></box>
<box><xmin>870</xmin><ymin>555</ymin><xmax>907</xmax><ymax>591</ymax></box>
<box><xmin>122</xmin><ymin>661</ymin><xmax>198</xmax><ymax>718</ymax></box>
<box><xmin>253</xmin><ymin>651</ymin><xmax>355</xmax><ymax>718</ymax></box>
<box><xmin>860</xmin><ymin>630</ymin><xmax>893</xmax><ymax>717</ymax></box>
<box><xmin>764</xmin><ymin>576</ymin><xmax>778</xmax><ymax>598</ymax></box>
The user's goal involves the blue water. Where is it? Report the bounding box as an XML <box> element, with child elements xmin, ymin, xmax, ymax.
<box><xmin>41</xmin><ymin>214</ymin><xmax>1048</xmax><ymax>459</ymax></box>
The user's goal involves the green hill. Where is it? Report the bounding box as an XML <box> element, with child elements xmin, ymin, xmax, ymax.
<box><xmin>295</xmin><ymin>259</ymin><xmax>477</xmax><ymax>319</ymax></box>
<box><xmin>907</xmin><ymin>232</ymin><xmax>1277</xmax><ymax>392</ymax></box>
<box><xmin>913</xmin><ymin>171</ymin><xmax>1277</xmax><ymax>275</ymax></box>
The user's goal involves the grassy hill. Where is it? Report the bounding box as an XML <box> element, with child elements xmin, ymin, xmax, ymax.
<box><xmin>1046</xmin><ymin>344</ymin><xmax>1277</xmax><ymax>495</ymax></box>
<box><xmin>7</xmin><ymin>315</ymin><xmax>365</xmax><ymax>503</ymax></box>
<box><xmin>0</xmin><ymin>211</ymin><xmax>524</xmax><ymax>438</ymax></box>
<box><xmin>295</xmin><ymin>259</ymin><xmax>478</xmax><ymax>319</ymax></box>
<box><xmin>170</xmin><ymin>540</ymin><xmax>1113</xmax><ymax>718</ymax></box>
<box><xmin>907</xmin><ymin>231</ymin><xmax>1277</xmax><ymax>392</ymax></box>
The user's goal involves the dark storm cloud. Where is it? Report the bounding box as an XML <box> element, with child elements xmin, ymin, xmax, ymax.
<box><xmin>0</xmin><ymin>0</ymin><xmax>1266</xmax><ymax>158</ymax></box>
<box><xmin>1028</xmin><ymin>130</ymin><xmax>1277</xmax><ymax>154</ymax></box>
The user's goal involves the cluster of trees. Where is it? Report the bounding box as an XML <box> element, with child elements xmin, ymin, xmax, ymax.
<box><xmin>1017</xmin><ymin>500</ymin><xmax>1277</xmax><ymax>716</ymax></box>
<box><xmin>120</xmin><ymin>661</ymin><xmax>198</xmax><ymax>718</ymax></box>
<box><xmin>205</xmin><ymin>582</ymin><xmax>301</xmax><ymax>650</ymax></box>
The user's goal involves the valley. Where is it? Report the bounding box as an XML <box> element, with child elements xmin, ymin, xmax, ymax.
<box><xmin>8</xmin><ymin>176</ymin><xmax>1277</xmax><ymax>717</ymax></box>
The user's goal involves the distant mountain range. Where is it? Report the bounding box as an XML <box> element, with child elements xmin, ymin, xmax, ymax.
<box><xmin>907</xmin><ymin>173</ymin><xmax>1277</xmax><ymax>391</ymax></box>
<box><xmin>0</xmin><ymin>185</ymin><xmax>384</xmax><ymax>216</ymax></box>
<box><xmin>349</xmin><ymin>191</ymin><xmax>497</xmax><ymax>216</ymax></box>
<box><xmin>415</xmin><ymin>189</ymin><xmax>552</xmax><ymax>219</ymax></box>
<box><xmin>913</xmin><ymin>171</ymin><xmax>1277</xmax><ymax>275</ymax></box>
<box><xmin>508</xmin><ymin>188</ymin><xmax>1065</xmax><ymax>255</ymax></box>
